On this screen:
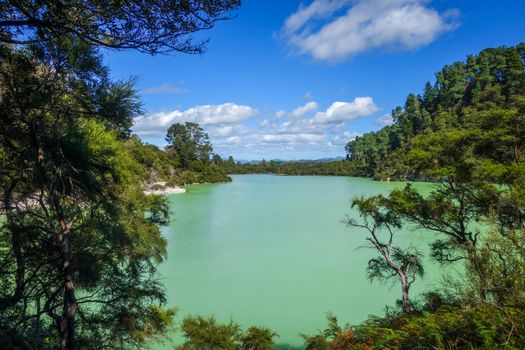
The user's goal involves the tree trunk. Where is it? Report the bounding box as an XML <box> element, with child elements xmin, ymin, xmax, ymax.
<box><xmin>400</xmin><ymin>274</ymin><xmax>410</xmax><ymax>313</ymax></box>
<box><xmin>467</xmin><ymin>247</ymin><xmax>487</xmax><ymax>302</ymax></box>
<box><xmin>35</xmin><ymin>138</ymin><xmax>77</xmax><ymax>350</ymax></box>
<box><xmin>58</xmin><ymin>217</ymin><xmax>76</xmax><ymax>350</ymax></box>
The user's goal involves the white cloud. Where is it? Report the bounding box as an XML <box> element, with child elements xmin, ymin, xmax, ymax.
<box><xmin>275</xmin><ymin>119</ymin><xmax>325</xmax><ymax>135</ymax></box>
<box><xmin>331</xmin><ymin>122</ymin><xmax>347</xmax><ymax>132</ymax></box>
<box><xmin>209</xmin><ymin>125</ymin><xmax>250</xmax><ymax>137</ymax></box>
<box><xmin>260</xmin><ymin>119</ymin><xmax>271</xmax><ymax>127</ymax></box>
<box><xmin>258</xmin><ymin>133</ymin><xmax>325</xmax><ymax>144</ymax></box>
<box><xmin>284</xmin><ymin>0</ymin><xmax>349</xmax><ymax>33</ymax></box>
<box><xmin>133</xmin><ymin>103</ymin><xmax>258</xmax><ymax>137</ymax></box>
<box><xmin>291</xmin><ymin>101</ymin><xmax>319</xmax><ymax>118</ymax></box>
<box><xmin>224</xmin><ymin>136</ymin><xmax>241</xmax><ymax>144</ymax></box>
<box><xmin>183</xmin><ymin>104</ymin><xmax>258</xmax><ymax>125</ymax></box>
<box><xmin>376</xmin><ymin>114</ymin><xmax>394</xmax><ymax>126</ymax></box>
<box><xmin>282</xmin><ymin>0</ymin><xmax>459</xmax><ymax>61</ymax></box>
<box><xmin>139</xmin><ymin>82</ymin><xmax>186</xmax><ymax>95</ymax></box>
<box><xmin>275</xmin><ymin>110</ymin><xmax>286</xmax><ymax>118</ymax></box>
<box><xmin>313</xmin><ymin>97</ymin><xmax>378</xmax><ymax>124</ymax></box>
<box><xmin>343</xmin><ymin>131</ymin><xmax>361</xmax><ymax>140</ymax></box>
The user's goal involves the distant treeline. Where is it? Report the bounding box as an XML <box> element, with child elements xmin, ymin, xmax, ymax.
<box><xmin>221</xmin><ymin>159</ymin><xmax>357</xmax><ymax>176</ymax></box>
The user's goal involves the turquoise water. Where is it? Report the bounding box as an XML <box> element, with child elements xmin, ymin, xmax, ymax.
<box><xmin>156</xmin><ymin>175</ymin><xmax>443</xmax><ymax>349</ymax></box>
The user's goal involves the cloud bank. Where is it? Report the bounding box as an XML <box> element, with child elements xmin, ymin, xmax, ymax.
<box><xmin>133</xmin><ymin>97</ymin><xmax>379</xmax><ymax>159</ymax></box>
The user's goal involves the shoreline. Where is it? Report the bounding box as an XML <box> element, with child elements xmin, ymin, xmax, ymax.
<box><xmin>143</xmin><ymin>181</ymin><xmax>186</xmax><ymax>195</ymax></box>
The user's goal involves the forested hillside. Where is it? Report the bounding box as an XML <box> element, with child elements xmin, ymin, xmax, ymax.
<box><xmin>346</xmin><ymin>43</ymin><xmax>525</xmax><ymax>180</ymax></box>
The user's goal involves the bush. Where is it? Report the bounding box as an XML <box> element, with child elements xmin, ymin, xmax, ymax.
<box><xmin>177</xmin><ymin>316</ymin><xmax>277</xmax><ymax>350</ymax></box>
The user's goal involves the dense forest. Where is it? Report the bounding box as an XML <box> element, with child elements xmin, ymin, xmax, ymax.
<box><xmin>225</xmin><ymin>159</ymin><xmax>357</xmax><ymax>176</ymax></box>
<box><xmin>346</xmin><ymin>43</ymin><xmax>525</xmax><ymax>181</ymax></box>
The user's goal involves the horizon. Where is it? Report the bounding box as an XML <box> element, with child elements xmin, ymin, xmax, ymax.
<box><xmin>104</xmin><ymin>0</ymin><xmax>525</xmax><ymax>160</ymax></box>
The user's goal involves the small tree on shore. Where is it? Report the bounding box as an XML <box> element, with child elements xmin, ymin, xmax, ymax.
<box><xmin>345</xmin><ymin>196</ymin><xmax>424</xmax><ymax>313</ymax></box>
<box><xmin>165</xmin><ymin>122</ymin><xmax>213</xmax><ymax>168</ymax></box>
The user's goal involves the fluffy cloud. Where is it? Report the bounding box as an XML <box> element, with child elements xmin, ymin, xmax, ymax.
<box><xmin>282</xmin><ymin>0</ymin><xmax>459</xmax><ymax>61</ymax></box>
<box><xmin>275</xmin><ymin>110</ymin><xmax>286</xmax><ymax>118</ymax></box>
<box><xmin>133</xmin><ymin>103</ymin><xmax>258</xmax><ymax>137</ymax></box>
<box><xmin>275</xmin><ymin>119</ymin><xmax>325</xmax><ymax>135</ymax></box>
<box><xmin>284</xmin><ymin>0</ymin><xmax>348</xmax><ymax>33</ymax></box>
<box><xmin>313</xmin><ymin>97</ymin><xmax>378</xmax><ymax>123</ymax></box>
<box><xmin>224</xmin><ymin>136</ymin><xmax>241</xmax><ymax>145</ymax></box>
<box><xmin>291</xmin><ymin>101</ymin><xmax>319</xmax><ymax>118</ymax></box>
<box><xmin>209</xmin><ymin>125</ymin><xmax>250</xmax><ymax>137</ymax></box>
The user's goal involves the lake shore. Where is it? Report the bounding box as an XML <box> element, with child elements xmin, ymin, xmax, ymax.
<box><xmin>144</xmin><ymin>181</ymin><xmax>186</xmax><ymax>195</ymax></box>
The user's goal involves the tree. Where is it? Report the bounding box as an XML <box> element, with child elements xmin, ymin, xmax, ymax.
<box><xmin>240</xmin><ymin>327</ymin><xmax>278</xmax><ymax>350</ymax></box>
<box><xmin>345</xmin><ymin>196</ymin><xmax>424</xmax><ymax>313</ymax></box>
<box><xmin>301</xmin><ymin>314</ymin><xmax>358</xmax><ymax>350</ymax></box>
<box><xmin>0</xmin><ymin>0</ymin><xmax>240</xmax><ymax>54</ymax></box>
<box><xmin>0</xmin><ymin>40</ymin><xmax>173</xmax><ymax>349</ymax></box>
<box><xmin>212</xmin><ymin>154</ymin><xmax>224</xmax><ymax>165</ymax></box>
<box><xmin>1</xmin><ymin>1</ymin><xmax>242</xmax><ymax>347</ymax></box>
<box><xmin>176</xmin><ymin>315</ymin><xmax>277</xmax><ymax>350</ymax></box>
<box><xmin>344</xmin><ymin>43</ymin><xmax>525</xmax><ymax>180</ymax></box>
<box><xmin>165</xmin><ymin>122</ymin><xmax>213</xmax><ymax>168</ymax></box>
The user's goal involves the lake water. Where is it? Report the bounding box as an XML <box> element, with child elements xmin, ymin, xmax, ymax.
<box><xmin>155</xmin><ymin>175</ymin><xmax>443</xmax><ymax>349</ymax></box>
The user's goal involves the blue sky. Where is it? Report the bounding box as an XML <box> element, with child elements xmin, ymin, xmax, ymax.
<box><xmin>104</xmin><ymin>0</ymin><xmax>525</xmax><ymax>160</ymax></box>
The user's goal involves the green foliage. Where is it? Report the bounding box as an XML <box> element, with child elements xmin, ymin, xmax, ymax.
<box><xmin>0</xmin><ymin>42</ymin><xmax>174</xmax><ymax>348</ymax></box>
<box><xmin>0</xmin><ymin>0</ymin><xmax>240</xmax><ymax>55</ymax></box>
<box><xmin>230</xmin><ymin>160</ymin><xmax>357</xmax><ymax>176</ymax></box>
<box><xmin>177</xmin><ymin>315</ymin><xmax>241</xmax><ymax>350</ymax></box>
<box><xmin>302</xmin><ymin>314</ymin><xmax>367</xmax><ymax>350</ymax></box>
<box><xmin>347</xmin><ymin>196</ymin><xmax>424</xmax><ymax>312</ymax></box>
<box><xmin>177</xmin><ymin>316</ymin><xmax>277</xmax><ymax>350</ymax></box>
<box><xmin>302</xmin><ymin>305</ymin><xmax>525</xmax><ymax>350</ymax></box>
<box><xmin>332</xmin><ymin>43</ymin><xmax>525</xmax><ymax>350</ymax></box>
<box><xmin>240</xmin><ymin>326</ymin><xmax>278</xmax><ymax>350</ymax></box>
<box><xmin>124</xmin><ymin>133</ymin><xmax>231</xmax><ymax>186</ymax></box>
<box><xmin>0</xmin><ymin>1</ymin><xmax>238</xmax><ymax>348</ymax></box>
<box><xmin>166</xmin><ymin>122</ymin><xmax>213</xmax><ymax>169</ymax></box>
<box><xmin>345</xmin><ymin>43</ymin><xmax>525</xmax><ymax>180</ymax></box>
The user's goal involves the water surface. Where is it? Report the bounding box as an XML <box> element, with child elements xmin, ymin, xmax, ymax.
<box><xmin>156</xmin><ymin>175</ymin><xmax>442</xmax><ymax>348</ymax></box>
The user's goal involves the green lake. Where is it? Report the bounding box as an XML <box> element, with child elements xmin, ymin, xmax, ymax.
<box><xmin>156</xmin><ymin>175</ymin><xmax>445</xmax><ymax>349</ymax></box>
